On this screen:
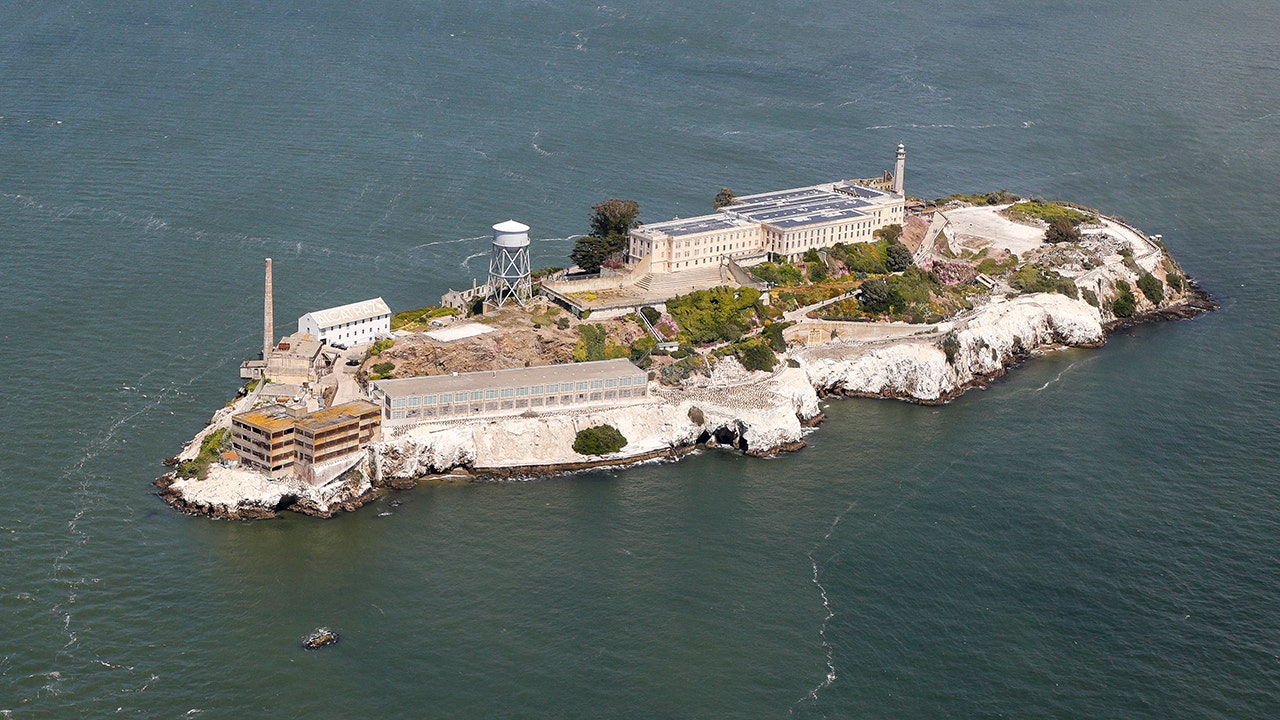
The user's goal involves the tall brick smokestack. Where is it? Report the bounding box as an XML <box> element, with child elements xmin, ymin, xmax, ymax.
<box><xmin>263</xmin><ymin>258</ymin><xmax>274</xmax><ymax>360</ymax></box>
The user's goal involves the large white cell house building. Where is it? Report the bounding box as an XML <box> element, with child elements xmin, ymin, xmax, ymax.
<box><xmin>628</xmin><ymin>146</ymin><xmax>907</xmax><ymax>274</ymax></box>
<box><xmin>297</xmin><ymin>297</ymin><xmax>392</xmax><ymax>347</ymax></box>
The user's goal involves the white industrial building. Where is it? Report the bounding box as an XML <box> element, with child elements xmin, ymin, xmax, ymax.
<box><xmin>297</xmin><ymin>297</ymin><xmax>392</xmax><ymax>347</ymax></box>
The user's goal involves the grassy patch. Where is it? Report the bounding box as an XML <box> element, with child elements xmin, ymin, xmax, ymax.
<box><xmin>935</xmin><ymin>191</ymin><xmax>1021</xmax><ymax>206</ymax></box>
<box><xmin>177</xmin><ymin>428</ymin><xmax>230</xmax><ymax>479</ymax></box>
<box><xmin>366</xmin><ymin>338</ymin><xmax>395</xmax><ymax>358</ymax></box>
<box><xmin>1008</xmin><ymin>265</ymin><xmax>1078</xmax><ymax>297</ymax></box>
<box><xmin>391</xmin><ymin>305</ymin><xmax>459</xmax><ymax>332</ymax></box>
<box><xmin>1006</xmin><ymin>200</ymin><xmax>1095</xmax><ymax>226</ymax></box>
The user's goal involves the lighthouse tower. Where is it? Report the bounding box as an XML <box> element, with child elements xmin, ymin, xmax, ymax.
<box><xmin>894</xmin><ymin>143</ymin><xmax>906</xmax><ymax>195</ymax></box>
<box><xmin>487</xmin><ymin>220</ymin><xmax>533</xmax><ymax>308</ymax></box>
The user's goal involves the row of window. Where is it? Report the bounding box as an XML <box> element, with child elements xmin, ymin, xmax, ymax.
<box><xmin>321</xmin><ymin>314</ymin><xmax>388</xmax><ymax>332</ymax></box>
<box><xmin>388</xmin><ymin>388</ymin><xmax>642</xmax><ymax>420</ymax></box>
<box><xmin>388</xmin><ymin>376</ymin><xmax>645</xmax><ymax>409</ymax></box>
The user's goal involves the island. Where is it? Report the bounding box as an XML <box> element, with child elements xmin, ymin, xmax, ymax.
<box><xmin>155</xmin><ymin>146</ymin><xmax>1215</xmax><ymax>519</ymax></box>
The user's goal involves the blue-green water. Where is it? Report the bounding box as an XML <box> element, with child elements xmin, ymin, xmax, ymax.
<box><xmin>2</xmin><ymin>2</ymin><xmax>1278</xmax><ymax>716</ymax></box>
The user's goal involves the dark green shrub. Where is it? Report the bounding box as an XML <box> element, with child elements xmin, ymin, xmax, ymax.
<box><xmin>1136</xmin><ymin>271</ymin><xmax>1164</xmax><ymax>303</ymax></box>
<box><xmin>733</xmin><ymin>339</ymin><xmax>777</xmax><ymax>372</ymax></box>
<box><xmin>573</xmin><ymin>323</ymin><xmax>607</xmax><ymax>362</ymax></box>
<box><xmin>941</xmin><ymin>334</ymin><xmax>961</xmax><ymax>366</ymax></box>
<box><xmin>687</xmin><ymin>406</ymin><xmax>706</xmax><ymax>425</ymax></box>
<box><xmin>1166</xmin><ymin>272</ymin><xmax>1186</xmax><ymax>293</ymax></box>
<box><xmin>874</xmin><ymin>223</ymin><xmax>903</xmax><ymax>244</ymax></box>
<box><xmin>573</xmin><ymin>425</ymin><xmax>628</xmax><ymax>455</ymax></box>
<box><xmin>629</xmin><ymin>336</ymin><xmax>656</xmax><ymax>367</ymax></box>
<box><xmin>859</xmin><ymin>277</ymin><xmax>890</xmax><ymax>312</ymax></box>
<box><xmin>1045</xmin><ymin>218</ymin><xmax>1080</xmax><ymax>244</ymax></box>
<box><xmin>807</xmin><ymin>262</ymin><xmax>827</xmax><ymax>282</ymax></box>
<box><xmin>371</xmin><ymin>362</ymin><xmax>395</xmax><ymax>375</ymax></box>
<box><xmin>1009</xmin><ymin>265</ymin><xmax>1078</xmax><ymax>297</ymax></box>
<box><xmin>666</xmin><ymin>287</ymin><xmax>763</xmax><ymax>345</ymax></box>
<box><xmin>830</xmin><ymin>242</ymin><xmax>888</xmax><ymax>275</ymax></box>
<box><xmin>556</xmin><ymin>316</ymin><xmax>571</xmax><ymax>330</ymax></box>
<box><xmin>751</xmin><ymin>262</ymin><xmax>804</xmax><ymax>286</ymax></box>
<box><xmin>639</xmin><ymin>306</ymin><xmax>661</xmax><ymax>326</ymax></box>
<box><xmin>1111</xmin><ymin>281</ymin><xmax>1137</xmax><ymax>318</ymax></box>
<box><xmin>886</xmin><ymin>243</ymin><xmax>914</xmax><ymax>271</ymax></box>
<box><xmin>761</xmin><ymin>321</ymin><xmax>794</xmax><ymax>352</ymax></box>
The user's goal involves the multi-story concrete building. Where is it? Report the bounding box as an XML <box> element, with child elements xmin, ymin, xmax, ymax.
<box><xmin>371</xmin><ymin>359</ymin><xmax>649</xmax><ymax>424</ymax></box>
<box><xmin>628</xmin><ymin>147</ymin><xmax>907</xmax><ymax>274</ymax></box>
<box><xmin>298</xmin><ymin>297</ymin><xmax>392</xmax><ymax>347</ymax></box>
<box><xmin>230</xmin><ymin>400</ymin><xmax>382</xmax><ymax>482</ymax></box>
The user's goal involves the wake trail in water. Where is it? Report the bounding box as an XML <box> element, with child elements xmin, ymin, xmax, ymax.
<box><xmin>32</xmin><ymin>312</ymin><xmax>254</xmax><ymax>711</ymax></box>
<box><xmin>789</xmin><ymin>442</ymin><xmax>984</xmax><ymax>715</ymax></box>
<box><xmin>460</xmin><ymin>251</ymin><xmax>488</xmax><ymax>269</ymax></box>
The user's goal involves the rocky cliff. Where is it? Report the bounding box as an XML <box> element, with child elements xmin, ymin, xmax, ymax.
<box><xmin>798</xmin><ymin>293</ymin><xmax>1105</xmax><ymax>404</ymax></box>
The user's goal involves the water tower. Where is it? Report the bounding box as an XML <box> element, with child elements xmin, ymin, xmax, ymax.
<box><xmin>487</xmin><ymin>220</ymin><xmax>533</xmax><ymax>308</ymax></box>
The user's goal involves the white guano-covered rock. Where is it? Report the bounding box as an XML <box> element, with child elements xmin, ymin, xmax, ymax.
<box><xmin>798</xmin><ymin>293</ymin><xmax>1103</xmax><ymax>403</ymax></box>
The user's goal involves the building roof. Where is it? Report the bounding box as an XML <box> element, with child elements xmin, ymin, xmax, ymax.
<box><xmin>234</xmin><ymin>400</ymin><xmax>380</xmax><ymax>434</ymax></box>
<box><xmin>633</xmin><ymin>179</ymin><xmax>901</xmax><ymax>239</ymax></box>
<box><xmin>638</xmin><ymin>215</ymin><xmax>750</xmax><ymax>238</ymax></box>
<box><xmin>235</xmin><ymin>404</ymin><xmax>304</xmax><ymax>432</ymax></box>
<box><xmin>295</xmin><ymin>400</ymin><xmax>381</xmax><ymax>433</ymax></box>
<box><xmin>373</xmin><ymin>359</ymin><xmax>645</xmax><ymax>398</ymax></box>
<box><xmin>302</xmin><ymin>298</ymin><xmax>392</xmax><ymax>329</ymax></box>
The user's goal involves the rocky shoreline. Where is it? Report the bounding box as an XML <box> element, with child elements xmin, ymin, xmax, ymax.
<box><xmin>155</xmin><ymin>283</ymin><xmax>1214</xmax><ymax>520</ymax></box>
<box><xmin>156</xmin><ymin>198</ymin><xmax>1218</xmax><ymax>520</ymax></box>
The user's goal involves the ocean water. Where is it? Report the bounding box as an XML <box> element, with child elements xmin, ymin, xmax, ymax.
<box><xmin>2</xmin><ymin>1</ymin><xmax>1278</xmax><ymax>716</ymax></box>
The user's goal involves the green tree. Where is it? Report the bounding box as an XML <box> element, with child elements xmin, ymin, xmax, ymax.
<box><xmin>570</xmin><ymin>199</ymin><xmax>641</xmax><ymax>273</ymax></box>
<box><xmin>885</xmin><ymin>243</ymin><xmax>914</xmax><ymax>271</ymax></box>
<box><xmin>859</xmin><ymin>277</ymin><xmax>890</xmax><ymax>312</ymax></box>
<box><xmin>713</xmin><ymin>187</ymin><xmax>736</xmax><ymax>209</ymax></box>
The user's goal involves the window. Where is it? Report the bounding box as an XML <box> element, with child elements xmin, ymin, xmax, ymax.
<box><xmin>440</xmin><ymin>393</ymin><xmax>452</xmax><ymax>404</ymax></box>
<box><xmin>423</xmin><ymin>395</ymin><xmax>436</xmax><ymax>406</ymax></box>
<box><xmin>407</xmin><ymin>397</ymin><xmax>420</xmax><ymax>407</ymax></box>
<box><xmin>391</xmin><ymin>410</ymin><xmax>405</xmax><ymax>419</ymax></box>
<box><xmin>576</xmin><ymin>381</ymin><xmax>588</xmax><ymax>391</ymax></box>
<box><xmin>516</xmin><ymin>387</ymin><xmax>529</xmax><ymax>396</ymax></box>
<box><xmin>471</xmin><ymin>391</ymin><xmax>483</xmax><ymax>401</ymax></box>
<box><xmin>531</xmin><ymin>385</ymin><xmax>544</xmax><ymax>395</ymax></box>
<box><xmin>590</xmin><ymin>380</ymin><xmax>602</xmax><ymax>389</ymax></box>
<box><xmin>605</xmin><ymin>378</ymin><xmax>617</xmax><ymax>388</ymax></box>
<box><xmin>485</xmin><ymin>389</ymin><xmax>499</xmax><ymax>400</ymax></box>
<box><xmin>500</xmin><ymin>388</ymin><xmax>514</xmax><ymax>398</ymax></box>
<box><xmin>391</xmin><ymin>397</ymin><xmax>406</xmax><ymax>409</ymax></box>
<box><xmin>635</xmin><ymin>376</ymin><xmax>646</xmax><ymax>386</ymax></box>
<box><xmin>619</xmin><ymin>377</ymin><xmax>631</xmax><ymax>387</ymax></box>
